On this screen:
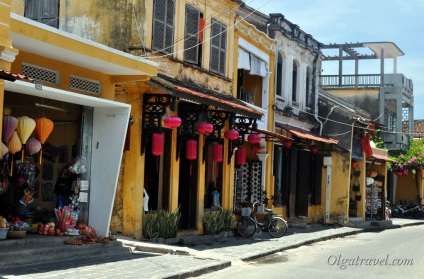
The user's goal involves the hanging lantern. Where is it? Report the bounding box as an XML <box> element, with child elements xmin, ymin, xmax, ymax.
<box><xmin>224</xmin><ymin>129</ymin><xmax>239</xmax><ymax>141</ymax></box>
<box><xmin>251</xmin><ymin>143</ymin><xmax>261</xmax><ymax>154</ymax></box>
<box><xmin>236</xmin><ymin>147</ymin><xmax>246</xmax><ymax>166</ymax></box>
<box><xmin>6</xmin><ymin>131</ymin><xmax>21</xmax><ymax>176</ymax></box>
<box><xmin>247</xmin><ymin>133</ymin><xmax>261</xmax><ymax>144</ymax></box>
<box><xmin>2</xmin><ymin>115</ymin><xmax>18</xmax><ymax>144</ymax></box>
<box><xmin>283</xmin><ymin>140</ymin><xmax>292</xmax><ymax>148</ymax></box>
<box><xmin>16</xmin><ymin>116</ymin><xmax>36</xmax><ymax>161</ymax></box>
<box><xmin>34</xmin><ymin>117</ymin><xmax>54</xmax><ymax>164</ymax></box>
<box><xmin>310</xmin><ymin>145</ymin><xmax>318</xmax><ymax>154</ymax></box>
<box><xmin>152</xmin><ymin>133</ymin><xmax>164</xmax><ymax>173</ymax></box>
<box><xmin>186</xmin><ymin>139</ymin><xmax>197</xmax><ymax>176</ymax></box>
<box><xmin>25</xmin><ymin>137</ymin><xmax>42</xmax><ymax>156</ymax></box>
<box><xmin>212</xmin><ymin>143</ymin><xmax>223</xmax><ymax>163</ymax></box>
<box><xmin>351</xmin><ymin>160</ymin><xmax>358</xmax><ymax>169</ymax></box>
<box><xmin>197</xmin><ymin>122</ymin><xmax>213</xmax><ymax>134</ymax></box>
<box><xmin>1</xmin><ymin>143</ymin><xmax>8</xmax><ymax>157</ymax></box>
<box><xmin>163</xmin><ymin>116</ymin><xmax>182</xmax><ymax>129</ymax></box>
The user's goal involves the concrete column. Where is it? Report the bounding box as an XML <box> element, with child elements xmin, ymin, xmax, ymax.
<box><xmin>338</xmin><ymin>47</ymin><xmax>343</xmax><ymax>87</ymax></box>
<box><xmin>380</xmin><ymin>47</ymin><xmax>385</xmax><ymax>86</ymax></box>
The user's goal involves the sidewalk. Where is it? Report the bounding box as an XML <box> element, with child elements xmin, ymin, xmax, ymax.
<box><xmin>4</xmin><ymin>219</ymin><xmax>423</xmax><ymax>279</ymax></box>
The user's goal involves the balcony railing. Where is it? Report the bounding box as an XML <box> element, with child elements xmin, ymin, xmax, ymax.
<box><xmin>320</xmin><ymin>74</ymin><xmax>382</xmax><ymax>88</ymax></box>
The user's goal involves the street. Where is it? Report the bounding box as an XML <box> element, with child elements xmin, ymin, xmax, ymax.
<box><xmin>199</xmin><ymin>225</ymin><xmax>423</xmax><ymax>279</ymax></box>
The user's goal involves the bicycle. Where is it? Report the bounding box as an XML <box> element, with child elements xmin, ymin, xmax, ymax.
<box><xmin>236</xmin><ymin>202</ymin><xmax>288</xmax><ymax>238</ymax></box>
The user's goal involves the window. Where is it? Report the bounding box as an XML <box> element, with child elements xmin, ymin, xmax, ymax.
<box><xmin>152</xmin><ymin>0</ymin><xmax>175</xmax><ymax>55</ymax></box>
<box><xmin>209</xmin><ymin>19</ymin><xmax>227</xmax><ymax>76</ymax></box>
<box><xmin>24</xmin><ymin>0</ymin><xmax>59</xmax><ymax>28</ymax></box>
<box><xmin>292</xmin><ymin>61</ymin><xmax>298</xmax><ymax>103</ymax></box>
<box><xmin>184</xmin><ymin>5</ymin><xmax>203</xmax><ymax>66</ymax></box>
<box><xmin>276</xmin><ymin>53</ymin><xmax>283</xmax><ymax>96</ymax></box>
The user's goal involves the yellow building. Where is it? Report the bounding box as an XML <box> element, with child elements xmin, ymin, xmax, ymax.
<box><xmin>1</xmin><ymin>0</ymin><xmax>157</xmax><ymax>237</ymax></box>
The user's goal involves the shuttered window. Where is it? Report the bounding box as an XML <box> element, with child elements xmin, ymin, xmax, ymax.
<box><xmin>184</xmin><ymin>5</ymin><xmax>201</xmax><ymax>65</ymax></box>
<box><xmin>24</xmin><ymin>0</ymin><xmax>59</xmax><ymax>28</ymax></box>
<box><xmin>152</xmin><ymin>0</ymin><xmax>175</xmax><ymax>55</ymax></box>
<box><xmin>209</xmin><ymin>19</ymin><xmax>227</xmax><ymax>76</ymax></box>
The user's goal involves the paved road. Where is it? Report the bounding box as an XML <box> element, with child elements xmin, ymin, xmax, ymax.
<box><xmin>198</xmin><ymin>225</ymin><xmax>424</xmax><ymax>279</ymax></box>
<box><xmin>1</xmin><ymin>219</ymin><xmax>423</xmax><ymax>279</ymax></box>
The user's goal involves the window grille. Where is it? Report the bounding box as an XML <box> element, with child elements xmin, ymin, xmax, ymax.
<box><xmin>70</xmin><ymin>75</ymin><xmax>101</xmax><ymax>95</ymax></box>
<box><xmin>22</xmin><ymin>63</ymin><xmax>59</xmax><ymax>84</ymax></box>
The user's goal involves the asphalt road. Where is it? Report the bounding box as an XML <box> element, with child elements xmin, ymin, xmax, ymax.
<box><xmin>198</xmin><ymin>225</ymin><xmax>424</xmax><ymax>279</ymax></box>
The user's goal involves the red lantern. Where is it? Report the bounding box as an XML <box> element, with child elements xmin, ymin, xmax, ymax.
<box><xmin>163</xmin><ymin>116</ymin><xmax>182</xmax><ymax>129</ymax></box>
<box><xmin>283</xmin><ymin>140</ymin><xmax>292</xmax><ymax>148</ymax></box>
<box><xmin>247</xmin><ymin>133</ymin><xmax>261</xmax><ymax>144</ymax></box>
<box><xmin>212</xmin><ymin>143</ymin><xmax>223</xmax><ymax>163</ymax></box>
<box><xmin>251</xmin><ymin>143</ymin><xmax>261</xmax><ymax>154</ymax></box>
<box><xmin>152</xmin><ymin>133</ymin><xmax>164</xmax><ymax>173</ymax></box>
<box><xmin>224</xmin><ymin>129</ymin><xmax>239</xmax><ymax>140</ymax></box>
<box><xmin>310</xmin><ymin>145</ymin><xmax>318</xmax><ymax>154</ymax></box>
<box><xmin>186</xmin><ymin>139</ymin><xmax>197</xmax><ymax>175</ymax></box>
<box><xmin>351</xmin><ymin>160</ymin><xmax>358</xmax><ymax>169</ymax></box>
<box><xmin>197</xmin><ymin>122</ymin><xmax>213</xmax><ymax>134</ymax></box>
<box><xmin>236</xmin><ymin>147</ymin><xmax>246</xmax><ymax>166</ymax></box>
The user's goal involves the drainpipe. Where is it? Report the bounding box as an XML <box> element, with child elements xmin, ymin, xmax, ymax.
<box><xmin>315</xmin><ymin>105</ymin><xmax>338</xmax><ymax>136</ymax></box>
<box><xmin>323</xmin><ymin>156</ymin><xmax>333</xmax><ymax>223</ymax></box>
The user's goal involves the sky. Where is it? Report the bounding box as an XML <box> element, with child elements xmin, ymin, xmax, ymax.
<box><xmin>250</xmin><ymin>0</ymin><xmax>424</xmax><ymax>119</ymax></box>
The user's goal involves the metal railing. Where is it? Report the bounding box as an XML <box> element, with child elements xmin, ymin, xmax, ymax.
<box><xmin>320</xmin><ymin>74</ymin><xmax>381</xmax><ymax>88</ymax></box>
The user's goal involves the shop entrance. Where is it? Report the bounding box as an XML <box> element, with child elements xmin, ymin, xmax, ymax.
<box><xmin>178</xmin><ymin>137</ymin><xmax>199</xmax><ymax>230</ymax></box>
<box><xmin>143</xmin><ymin>130</ymin><xmax>171</xmax><ymax>211</ymax></box>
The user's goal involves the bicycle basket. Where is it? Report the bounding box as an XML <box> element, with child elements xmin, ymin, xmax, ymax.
<box><xmin>241</xmin><ymin>207</ymin><xmax>252</xmax><ymax>217</ymax></box>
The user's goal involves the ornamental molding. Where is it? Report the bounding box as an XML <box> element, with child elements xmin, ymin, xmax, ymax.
<box><xmin>0</xmin><ymin>46</ymin><xmax>18</xmax><ymax>63</ymax></box>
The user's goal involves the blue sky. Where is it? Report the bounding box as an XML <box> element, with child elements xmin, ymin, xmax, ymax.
<box><xmin>252</xmin><ymin>0</ymin><xmax>424</xmax><ymax>119</ymax></box>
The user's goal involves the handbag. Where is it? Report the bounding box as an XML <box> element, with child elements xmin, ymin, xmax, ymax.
<box><xmin>352</xmin><ymin>178</ymin><xmax>360</xmax><ymax>192</ymax></box>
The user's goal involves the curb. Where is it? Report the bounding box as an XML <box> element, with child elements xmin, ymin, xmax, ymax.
<box><xmin>162</xmin><ymin>260</ymin><xmax>232</xmax><ymax>279</ymax></box>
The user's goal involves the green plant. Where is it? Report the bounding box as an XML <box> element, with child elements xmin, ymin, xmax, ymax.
<box><xmin>142</xmin><ymin>208</ymin><xmax>181</xmax><ymax>239</ymax></box>
<box><xmin>203</xmin><ymin>208</ymin><xmax>233</xmax><ymax>235</ymax></box>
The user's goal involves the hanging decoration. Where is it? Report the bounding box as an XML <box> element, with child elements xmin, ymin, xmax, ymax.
<box><xmin>310</xmin><ymin>145</ymin><xmax>318</xmax><ymax>154</ymax></box>
<box><xmin>25</xmin><ymin>137</ymin><xmax>42</xmax><ymax>156</ymax></box>
<box><xmin>236</xmin><ymin>147</ymin><xmax>246</xmax><ymax>166</ymax></box>
<box><xmin>224</xmin><ymin>129</ymin><xmax>239</xmax><ymax>141</ymax></box>
<box><xmin>163</xmin><ymin>116</ymin><xmax>182</xmax><ymax>129</ymax></box>
<box><xmin>360</xmin><ymin>133</ymin><xmax>373</xmax><ymax>159</ymax></box>
<box><xmin>34</xmin><ymin>117</ymin><xmax>54</xmax><ymax>164</ymax></box>
<box><xmin>251</xmin><ymin>143</ymin><xmax>261</xmax><ymax>154</ymax></box>
<box><xmin>247</xmin><ymin>133</ymin><xmax>261</xmax><ymax>144</ymax></box>
<box><xmin>212</xmin><ymin>143</ymin><xmax>223</xmax><ymax>163</ymax></box>
<box><xmin>152</xmin><ymin>133</ymin><xmax>164</xmax><ymax>173</ymax></box>
<box><xmin>283</xmin><ymin>139</ymin><xmax>292</xmax><ymax>155</ymax></box>
<box><xmin>186</xmin><ymin>139</ymin><xmax>197</xmax><ymax>176</ymax></box>
<box><xmin>2</xmin><ymin>115</ymin><xmax>18</xmax><ymax>144</ymax></box>
<box><xmin>16</xmin><ymin>116</ymin><xmax>36</xmax><ymax>161</ymax></box>
<box><xmin>351</xmin><ymin>160</ymin><xmax>358</xmax><ymax>169</ymax></box>
<box><xmin>197</xmin><ymin>122</ymin><xmax>213</xmax><ymax>134</ymax></box>
<box><xmin>6</xmin><ymin>131</ymin><xmax>22</xmax><ymax>176</ymax></box>
<box><xmin>1</xmin><ymin>143</ymin><xmax>8</xmax><ymax>157</ymax></box>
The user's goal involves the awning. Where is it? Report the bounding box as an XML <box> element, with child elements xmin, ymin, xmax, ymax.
<box><xmin>372</xmin><ymin>154</ymin><xmax>395</xmax><ymax>162</ymax></box>
<box><xmin>250</xmin><ymin>127</ymin><xmax>292</xmax><ymax>142</ymax></box>
<box><xmin>148</xmin><ymin>75</ymin><xmax>263</xmax><ymax>119</ymax></box>
<box><xmin>277</xmin><ymin>124</ymin><xmax>339</xmax><ymax>144</ymax></box>
<box><xmin>0</xmin><ymin>69</ymin><xmax>33</xmax><ymax>82</ymax></box>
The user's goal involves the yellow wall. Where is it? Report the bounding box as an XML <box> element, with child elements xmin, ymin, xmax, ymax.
<box><xmin>329</xmin><ymin>152</ymin><xmax>351</xmax><ymax>223</ymax></box>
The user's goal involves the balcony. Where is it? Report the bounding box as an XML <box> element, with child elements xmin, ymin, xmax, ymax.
<box><xmin>320</xmin><ymin>74</ymin><xmax>382</xmax><ymax>89</ymax></box>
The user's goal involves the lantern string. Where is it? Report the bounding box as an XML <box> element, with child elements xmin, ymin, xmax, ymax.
<box><xmin>190</xmin><ymin>161</ymin><xmax>193</xmax><ymax>176</ymax></box>
<box><xmin>156</xmin><ymin>157</ymin><xmax>159</xmax><ymax>173</ymax></box>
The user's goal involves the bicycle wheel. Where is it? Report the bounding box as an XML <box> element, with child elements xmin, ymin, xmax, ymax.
<box><xmin>267</xmin><ymin>217</ymin><xmax>288</xmax><ymax>238</ymax></box>
<box><xmin>237</xmin><ymin>217</ymin><xmax>256</xmax><ymax>237</ymax></box>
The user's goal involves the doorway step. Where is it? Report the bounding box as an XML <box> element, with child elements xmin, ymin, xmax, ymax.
<box><xmin>287</xmin><ymin>217</ymin><xmax>311</xmax><ymax>229</ymax></box>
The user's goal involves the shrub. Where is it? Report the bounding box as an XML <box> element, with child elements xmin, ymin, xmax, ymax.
<box><xmin>203</xmin><ymin>208</ymin><xmax>233</xmax><ymax>235</ymax></box>
<box><xmin>142</xmin><ymin>208</ymin><xmax>181</xmax><ymax>239</ymax></box>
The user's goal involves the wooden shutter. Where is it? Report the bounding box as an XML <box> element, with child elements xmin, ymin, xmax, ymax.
<box><xmin>24</xmin><ymin>0</ymin><xmax>59</xmax><ymax>28</ymax></box>
<box><xmin>311</xmin><ymin>154</ymin><xmax>323</xmax><ymax>205</ymax></box>
<box><xmin>184</xmin><ymin>5</ymin><xmax>200</xmax><ymax>64</ymax></box>
<box><xmin>153</xmin><ymin>0</ymin><xmax>174</xmax><ymax>54</ymax></box>
<box><xmin>210</xmin><ymin>19</ymin><xmax>227</xmax><ymax>75</ymax></box>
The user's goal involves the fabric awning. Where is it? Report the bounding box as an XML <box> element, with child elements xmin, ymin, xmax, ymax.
<box><xmin>148</xmin><ymin>75</ymin><xmax>263</xmax><ymax>119</ymax></box>
<box><xmin>371</xmin><ymin>154</ymin><xmax>395</xmax><ymax>162</ymax></box>
<box><xmin>251</xmin><ymin>127</ymin><xmax>292</xmax><ymax>142</ymax></box>
<box><xmin>277</xmin><ymin>123</ymin><xmax>339</xmax><ymax>144</ymax></box>
<box><xmin>0</xmin><ymin>69</ymin><xmax>33</xmax><ymax>82</ymax></box>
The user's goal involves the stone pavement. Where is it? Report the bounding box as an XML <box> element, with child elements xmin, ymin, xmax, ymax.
<box><xmin>2</xmin><ymin>219</ymin><xmax>423</xmax><ymax>279</ymax></box>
